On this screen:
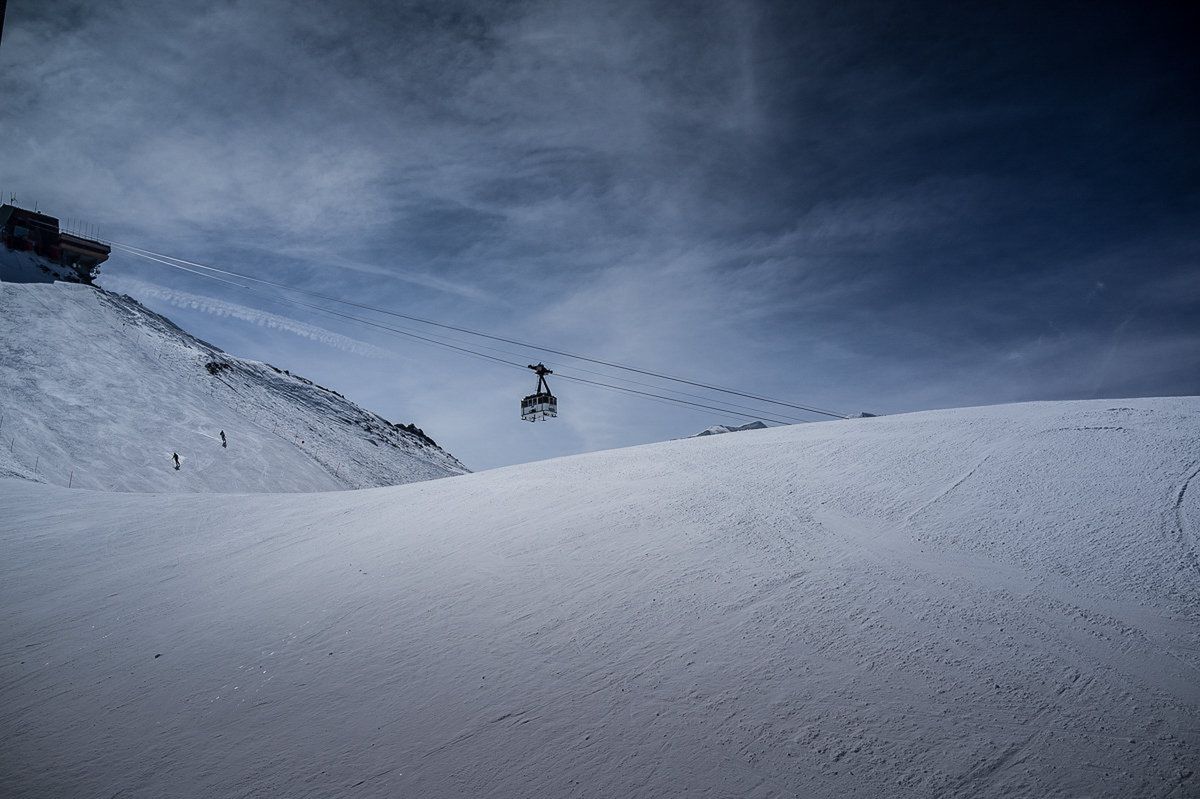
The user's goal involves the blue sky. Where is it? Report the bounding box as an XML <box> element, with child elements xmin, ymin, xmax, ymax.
<box><xmin>2</xmin><ymin>0</ymin><xmax>1197</xmax><ymax>470</ymax></box>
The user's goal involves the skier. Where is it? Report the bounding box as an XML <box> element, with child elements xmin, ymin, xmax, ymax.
<box><xmin>172</xmin><ymin>452</ymin><xmax>180</xmax><ymax>470</ymax></box>
<box><xmin>219</xmin><ymin>430</ymin><xmax>227</xmax><ymax>449</ymax></box>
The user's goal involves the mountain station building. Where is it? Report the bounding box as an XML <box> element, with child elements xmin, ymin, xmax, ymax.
<box><xmin>0</xmin><ymin>204</ymin><xmax>111</xmax><ymax>283</ymax></box>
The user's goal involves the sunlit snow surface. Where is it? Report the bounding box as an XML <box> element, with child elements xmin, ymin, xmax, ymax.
<box><xmin>0</xmin><ymin>259</ymin><xmax>467</xmax><ymax>491</ymax></box>
<box><xmin>2</xmin><ymin>398</ymin><xmax>1198</xmax><ymax>797</ymax></box>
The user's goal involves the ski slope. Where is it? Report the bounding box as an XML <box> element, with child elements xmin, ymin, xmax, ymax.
<box><xmin>2</xmin><ymin>397</ymin><xmax>1198</xmax><ymax>797</ymax></box>
<box><xmin>0</xmin><ymin>252</ymin><xmax>467</xmax><ymax>491</ymax></box>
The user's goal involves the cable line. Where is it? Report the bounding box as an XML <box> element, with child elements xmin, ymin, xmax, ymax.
<box><xmin>132</xmin><ymin>253</ymin><xmax>530</xmax><ymax>371</ymax></box>
<box><xmin>137</xmin><ymin>252</ymin><xmax>794</xmax><ymax>425</ymax></box>
<box><xmin>111</xmin><ymin>242</ymin><xmax>849</xmax><ymax>419</ymax></box>
<box><xmin>157</xmin><ymin>250</ymin><xmax>817</xmax><ymax>422</ymax></box>
<box><xmin>552</xmin><ymin>373</ymin><xmax>793</xmax><ymax>425</ymax></box>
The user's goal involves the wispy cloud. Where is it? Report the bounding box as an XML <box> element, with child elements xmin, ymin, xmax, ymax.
<box><xmin>272</xmin><ymin>244</ymin><xmax>503</xmax><ymax>304</ymax></box>
<box><xmin>104</xmin><ymin>277</ymin><xmax>395</xmax><ymax>359</ymax></box>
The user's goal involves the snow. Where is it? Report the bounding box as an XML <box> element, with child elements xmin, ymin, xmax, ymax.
<box><xmin>0</xmin><ymin>252</ymin><xmax>467</xmax><ymax>491</ymax></box>
<box><xmin>2</xmin><ymin>397</ymin><xmax>1198</xmax><ymax>797</ymax></box>
<box><xmin>0</xmin><ymin>246</ymin><xmax>87</xmax><ymax>284</ymax></box>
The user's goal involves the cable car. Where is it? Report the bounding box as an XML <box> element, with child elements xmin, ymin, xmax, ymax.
<box><xmin>521</xmin><ymin>363</ymin><xmax>557</xmax><ymax>421</ymax></box>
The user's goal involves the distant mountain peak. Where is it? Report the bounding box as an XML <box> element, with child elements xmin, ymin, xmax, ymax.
<box><xmin>690</xmin><ymin>420</ymin><xmax>769</xmax><ymax>437</ymax></box>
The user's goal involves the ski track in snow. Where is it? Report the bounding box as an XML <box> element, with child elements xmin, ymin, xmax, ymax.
<box><xmin>2</xmin><ymin>398</ymin><xmax>1200</xmax><ymax>797</ymax></box>
<box><xmin>1173</xmin><ymin>461</ymin><xmax>1200</xmax><ymax>576</ymax></box>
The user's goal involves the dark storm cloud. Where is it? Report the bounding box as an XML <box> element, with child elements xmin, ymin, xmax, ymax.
<box><xmin>1</xmin><ymin>0</ymin><xmax>1197</xmax><ymax>468</ymax></box>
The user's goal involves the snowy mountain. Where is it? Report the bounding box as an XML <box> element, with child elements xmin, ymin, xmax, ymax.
<box><xmin>0</xmin><ymin>250</ymin><xmax>467</xmax><ymax>491</ymax></box>
<box><xmin>2</xmin><ymin>397</ymin><xmax>1197</xmax><ymax>797</ymax></box>
<box><xmin>690</xmin><ymin>419</ymin><xmax>769</xmax><ymax>436</ymax></box>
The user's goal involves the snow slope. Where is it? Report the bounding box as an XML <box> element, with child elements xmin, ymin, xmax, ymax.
<box><xmin>2</xmin><ymin>397</ymin><xmax>1197</xmax><ymax>798</ymax></box>
<box><xmin>0</xmin><ymin>255</ymin><xmax>467</xmax><ymax>491</ymax></box>
<box><xmin>0</xmin><ymin>245</ymin><xmax>92</xmax><ymax>285</ymax></box>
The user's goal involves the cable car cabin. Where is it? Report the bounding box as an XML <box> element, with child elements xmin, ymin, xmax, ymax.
<box><xmin>521</xmin><ymin>362</ymin><xmax>557</xmax><ymax>422</ymax></box>
<box><xmin>521</xmin><ymin>391</ymin><xmax>557</xmax><ymax>422</ymax></box>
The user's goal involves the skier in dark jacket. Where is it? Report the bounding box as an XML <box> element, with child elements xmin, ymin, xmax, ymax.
<box><xmin>219</xmin><ymin>430</ymin><xmax>227</xmax><ymax>448</ymax></box>
<box><xmin>172</xmin><ymin>452</ymin><xmax>180</xmax><ymax>470</ymax></box>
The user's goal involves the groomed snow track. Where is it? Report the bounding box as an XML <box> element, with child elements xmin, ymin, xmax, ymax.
<box><xmin>2</xmin><ymin>398</ymin><xmax>1198</xmax><ymax>797</ymax></box>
